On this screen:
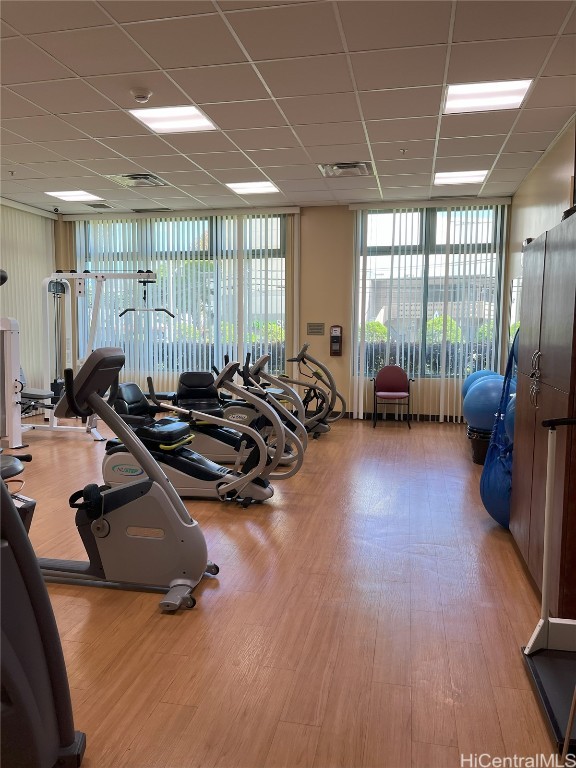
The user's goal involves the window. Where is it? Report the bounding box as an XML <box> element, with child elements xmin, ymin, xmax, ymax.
<box><xmin>354</xmin><ymin>204</ymin><xmax>506</xmax><ymax>420</ymax></box>
<box><xmin>74</xmin><ymin>213</ymin><xmax>287</xmax><ymax>389</ymax></box>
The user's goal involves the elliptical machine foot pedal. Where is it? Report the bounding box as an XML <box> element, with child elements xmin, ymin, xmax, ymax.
<box><xmin>160</xmin><ymin>584</ymin><xmax>196</xmax><ymax>612</ymax></box>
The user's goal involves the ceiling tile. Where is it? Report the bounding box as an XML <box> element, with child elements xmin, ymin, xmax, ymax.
<box><xmin>136</xmin><ymin>155</ymin><xmax>200</xmax><ymax>173</ymax></box>
<box><xmin>1</xmin><ymin>21</ymin><xmax>18</xmax><ymax>37</ymax></box>
<box><xmin>130</xmin><ymin>185</ymin><xmax>188</xmax><ymax>199</ymax></box>
<box><xmin>504</xmin><ymin>131</ymin><xmax>557</xmax><ymax>153</ymax></box>
<box><xmin>0</xmin><ymin>180</ymin><xmax>35</xmax><ymax>193</ymax></box>
<box><xmin>275</xmin><ymin>179</ymin><xmax>329</xmax><ymax>192</ymax></box>
<box><xmin>164</xmin><ymin>133</ymin><xmax>237</xmax><ymax>153</ymax></box>
<box><xmin>226</xmin><ymin>4</ymin><xmax>343</xmax><ymax>60</ymax></box>
<box><xmin>525</xmin><ymin>75</ymin><xmax>576</xmax><ymax>109</ymax></box>
<box><xmin>37</xmin><ymin>139</ymin><xmax>121</xmax><ymax>161</ymax></box>
<box><xmin>278</xmin><ymin>93</ymin><xmax>359</xmax><ymax>126</ymax></box>
<box><xmin>515</xmin><ymin>106</ymin><xmax>576</xmax><ymax>133</ymax></box>
<box><xmin>86</xmin><ymin>186</ymin><xmax>147</xmax><ymax>198</ymax></box>
<box><xmin>0</xmin><ymin>37</ymin><xmax>74</xmax><ymax>84</ymax></box>
<box><xmin>61</xmin><ymin>110</ymin><xmax>149</xmax><ymax>138</ymax></box>
<box><xmin>244</xmin><ymin>147</ymin><xmax>311</xmax><ymax>166</ymax></box>
<box><xmin>2</xmin><ymin>115</ymin><xmax>86</xmax><ymax>141</ymax></box>
<box><xmin>453</xmin><ymin>1</ymin><xmax>570</xmax><ymax>42</ymax></box>
<box><xmin>125</xmin><ymin>16</ymin><xmax>245</xmax><ymax>68</ymax></box>
<box><xmin>488</xmin><ymin>168</ymin><xmax>531</xmax><ymax>183</ymax></box>
<box><xmin>263</xmin><ymin>165</ymin><xmax>324</xmax><ymax>180</ymax></box>
<box><xmin>448</xmin><ymin>38</ymin><xmax>552</xmax><ymax>82</ymax></box>
<box><xmin>480</xmin><ymin>182</ymin><xmax>520</xmax><ymax>196</ymax></box>
<box><xmin>226</xmin><ymin>127</ymin><xmax>300</xmax><ymax>150</ymax></box>
<box><xmin>1</xmin><ymin>164</ymin><xmax>49</xmax><ymax>180</ymax></box>
<box><xmin>1</xmin><ymin>88</ymin><xmax>48</xmax><ymax>119</ymax></box>
<box><xmin>438</xmin><ymin>135</ymin><xmax>507</xmax><ymax>157</ymax></box>
<box><xmin>163</xmin><ymin>199</ymin><xmax>207</xmax><ymax>210</ymax></box>
<box><xmin>185</xmin><ymin>151</ymin><xmax>256</xmax><ymax>170</ymax></box>
<box><xmin>23</xmin><ymin>160</ymin><xmax>93</xmax><ymax>178</ymax></box>
<box><xmin>439</xmin><ymin>111</ymin><xmax>517</xmax><ymax>138</ymax></box>
<box><xmin>351</xmin><ymin>46</ymin><xmax>447</xmax><ymax>91</ymax></box>
<box><xmin>372</xmin><ymin>139</ymin><xmax>435</xmax><ymax>161</ymax></box>
<box><xmin>75</xmin><ymin>158</ymin><xmax>146</xmax><ymax>175</ymax></box>
<box><xmin>284</xmin><ymin>191</ymin><xmax>337</xmax><ymax>203</ymax></box>
<box><xmin>543</xmin><ymin>35</ymin><xmax>576</xmax><ymax>76</ymax></box>
<box><xmin>169</xmin><ymin>64</ymin><xmax>268</xmax><ymax>104</ymax></box>
<box><xmin>338</xmin><ymin>1</ymin><xmax>451</xmax><ymax>50</ymax></box>
<box><xmin>158</xmin><ymin>170</ymin><xmax>216</xmax><ymax>185</ymax></box>
<box><xmin>210</xmin><ymin>168</ymin><xmax>267</xmax><ymax>183</ymax></box>
<box><xmin>200</xmin><ymin>100</ymin><xmax>287</xmax><ymax>130</ymax></box>
<box><xmin>494</xmin><ymin>151</ymin><xmax>544</xmax><ymax>169</ymax></box>
<box><xmin>565</xmin><ymin>9</ymin><xmax>576</xmax><ymax>33</ymax></box>
<box><xmin>1</xmin><ymin>128</ymin><xmax>30</xmax><ymax>145</ymax></box>
<box><xmin>380</xmin><ymin>187</ymin><xmax>431</xmax><ymax>201</ymax></box>
<box><xmin>332</xmin><ymin>189</ymin><xmax>381</xmax><ymax>201</ymax></box>
<box><xmin>16</xmin><ymin>175</ymin><xmax>118</xmax><ymax>191</ymax></box>
<box><xmin>101</xmin><ymin>1</ymin><xmax>214</xmax><ymax>23</ymax></box>
<box><xmin>323</xmin><ymin>176</ymin><xmax>378</xmax><ymax>190</ymax></box>
<box><xmin>360</xmin><ymin>87</ymin><xmax>442</xmax><ymax>120</ymax></box>
<box><xmin>31</xmin><ymin>26</ymin><xmax>156</xmax><ymax>77</ymax></box>
<box><xmin>366</xmin><ymin>117</ymin><xmax>438</xmax><ymax>143</ymax></box>
<box><xmin>176</xmin><ymin>184</ymin><xmax>226</xmax><ymax>196</ymax></box>
<box><xmin>294</xmin><ymin>122</ymin><xmax>366</xmax><ymax>146</ymax></box>
<box><xmin>190</xmin><ymin>195</ymin><xmax>241</xmax><ymax>206</ymax></box>
<box><xmin>432</xmin><ymin>184</ymin><xmax>482</xmax><ymax>196</ymax></box>
<box><xmin>0</xmin><ymin>1</ymin><xmax>111</xmax><ymax>34</ymax></box>
<box><xmin>306</xmin><ymin>144</ymin><xmax>371</xmax><ymax>164</ymax></box>
<box><xmin>376</xmin><ymin>158</ymin><xmax>434</xmax><ymax>175</ymax></box>
<box><xmin>1</xmin><ymin>143</ymin><xmax>65</xmax><ymax>164</ymax></box>
<box><xmin>378</xmin><ymin>173</ymin><xmax>432</xmax><ymax>188</ymax></box>
<box><xmin>10</xmin><ymin>79</ymin><xmax>116</xmax><ymax>114</ymax></box>
<box><xmin>434</xmin><ymin>155</ymin><xmax>496</xmax><ymax>172</ymax></box>
<box><xmin>86</xmin><ymin>71</ymin><xmax>190</xmax><ymax>109</ymax></box>
<box><xmin>101</xmin><ymin>135</ymin><xmax>179</xmax><ymax>157</ymax></box>
<box><xmin>256</xmin><ymin>54</ymin><xmax>353</xmax><ymax>98</ymax></box>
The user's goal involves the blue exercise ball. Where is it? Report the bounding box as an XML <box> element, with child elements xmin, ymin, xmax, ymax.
<box><xmin>463</xmin><ymin>376</ymin><xmax>506</xmax><ymax>431</ymax></box>
<box><xmin>504</xmin><ymin>394</ymin><xmax>516</xmax><ymax>442</ymax></box>
<box><xmin>462</xmin><ymin>369</ymin><xmax>497</xmax><ymax>399</ymax></box>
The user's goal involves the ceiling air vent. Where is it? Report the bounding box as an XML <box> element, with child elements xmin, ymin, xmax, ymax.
<box><xmin>104</xmin><ymin>173</ymin><xmax>168</xmax><ymax>188</ymax></box>
<box><xmin>86</xmin><ymin>203</ymin><xmax>113</xmax><ymax>209</ymax></box>
<box><xmin>307</xmin><ymin>322</ymin><xmax>325</xmax><ymax>336</ymax></box>
<box><xmin>318</xmin><ymin>162</ymin><xmax>373</xmax><ymax>178</ymax></box>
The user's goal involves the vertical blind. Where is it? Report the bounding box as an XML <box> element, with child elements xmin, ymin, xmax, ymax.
<box><xmin>353</xmin><ymin>204</ymin><xmax>506</xmax><ymax>421</ymax></box>
<box><xmin>74</xmin><ymin>213</ymin><xmax>287</xmax><ymax>390</ymax></box>
<box><xmin>0</xmin><ymin>204</ymin><xmax>55</xmax><ymax>388</ymax></box>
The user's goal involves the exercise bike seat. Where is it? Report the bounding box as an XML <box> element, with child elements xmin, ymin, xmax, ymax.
<box><xmin>175</xmin><ymin>371</ymin><xmax>224</xmax><ymax>417</ymax></box>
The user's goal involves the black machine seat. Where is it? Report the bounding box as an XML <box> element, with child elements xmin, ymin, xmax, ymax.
<box><xmin>114</xmin><ymin>382</ymin><xmax>160</xmax><ymax>425</ymax></box>
<box><xmin>175</xmin><ymin>371</ymin><xmax>224</xmax><ymax>417</ymax></box>
<box><xmin>135</xmin><ymin>417</ymin><xmax>191</xmax><ymax>449</ymax></box>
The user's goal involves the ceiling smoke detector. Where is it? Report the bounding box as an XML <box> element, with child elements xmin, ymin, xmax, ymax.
<box><xmin>104</xmin><ymin>173</ymin><xmax>168</xmax><ymax>188</ymax></box>
<box><xmin>318</xmin><ymin>161</ymin><xmax>373</xmax><ymax>178</ymax></box>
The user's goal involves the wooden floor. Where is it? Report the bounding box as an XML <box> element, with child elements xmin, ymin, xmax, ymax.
<box><xmin>16</xmin><ymin>418</ymin><xmax>554</xmax><ymax>767</ymax></box>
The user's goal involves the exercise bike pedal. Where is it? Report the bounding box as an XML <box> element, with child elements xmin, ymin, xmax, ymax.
<box><xmin>160</xmin><ymin>584</ymin><xmax>196</xmax><ymax>612</ymax></box>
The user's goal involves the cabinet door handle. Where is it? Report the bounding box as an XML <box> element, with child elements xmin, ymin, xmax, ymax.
<box><xmin>531</xmin><ymin>349</ymin><xmax>538</xmax><ymax>368</ymax></box>
<box><xmin>533</xmin><ymin>350</ymin><xmax>541</xmax><ymax>371</ymax></box>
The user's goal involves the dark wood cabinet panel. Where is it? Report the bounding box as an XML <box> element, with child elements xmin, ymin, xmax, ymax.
<box><xmin>510</xmin><ymin>214</ymin><xmax>576</xmax><ymax>619</ymax></box>
<box><xmin>540</xmin><ymin>213</ymin><xmax>576</xmax><ymax>393</ymax></box>
<box><xmin>517</xmin><ymin>232</ymin><xmax>546</xmax><ymax>377</ymax></box>
<box><xmin>509</xmin><ymin>373</ymin><xmax>536</xmax><ymax>560</ymax></box>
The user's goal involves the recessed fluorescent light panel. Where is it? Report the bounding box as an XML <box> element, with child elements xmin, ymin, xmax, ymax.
<box><xmin>434</xmin><ymin>171</ymin><xmax>488</xmax><ymax>185</ymax></box>
<box><xmin>46</xmin><ymin>191</ymin><xmax>103</xmax><ymax>201</ymax></box>
<box><xmin>225</xmin><ymin>182</ymin><xmax>280</xmax><ymax>194</ymax></box>
<box><xmin>444</xmin><ymin>80</ymin><xmax>532</xmax><ymax>114</ymax></box>
<box><xmin>128</xmin><ymin>105</ymin><xmax>217</xmax><ymax>134</ymax></box>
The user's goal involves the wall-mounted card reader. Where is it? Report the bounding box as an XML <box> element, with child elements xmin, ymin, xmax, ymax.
<box><xmin>330</xmin><ymin>325</ymin><xmax>343</xmax><ymax>356</ymax></box>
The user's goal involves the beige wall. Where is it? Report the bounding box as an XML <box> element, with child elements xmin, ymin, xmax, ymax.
<box><xmin>298</xmin><ymin>206</ymin><xmax>355</xmax><ymax>407</ymax></box>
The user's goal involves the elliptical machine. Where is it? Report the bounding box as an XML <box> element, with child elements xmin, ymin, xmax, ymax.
<box><xmin>279</xmin><ymin>344</ymin><xmax>347</xmax><ymax>438</ymax></box>
<box><xmin>41</xmin><ymin>347</ymin><xmax>217</xmax><ymax>613</ymax></box>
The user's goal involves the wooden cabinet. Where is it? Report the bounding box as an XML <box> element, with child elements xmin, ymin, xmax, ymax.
<box><xmin>510</xmin><ymin>213</ymin><xmax>576</xmax><ymax>617</ymax></box>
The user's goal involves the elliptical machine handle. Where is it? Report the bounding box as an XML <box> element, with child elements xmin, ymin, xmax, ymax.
<box><xmin>241</xmin><ymin>353</ymin><xmax>252</xmax><ymax>386</ymax></box>
<box><xmin>63</xmin><ymin>368</ymin><xmax>93</xmax><ymax>419</ymax></box>
<box><xmin>287</xmin><ymin>343</ymin><xmax>309</xmax><ymax>364</ymax></box>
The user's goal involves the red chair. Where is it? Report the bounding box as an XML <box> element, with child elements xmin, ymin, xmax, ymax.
<box><xmin>372</xmin><ymin>366</ymin><xmax>412</xmax><ymax>428</ymax></box>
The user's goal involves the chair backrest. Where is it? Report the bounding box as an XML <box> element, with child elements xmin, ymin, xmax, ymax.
<box><xmin>176</xmin><ymin>371</ymin><xmax>224</xmax><ymax>417</ymax></box>
<box><xmin>375</xmin><ymin>365</ymin><xmax>409</xmax><ymax>393</ymax></box>
<box><xmin>114</xmin><ymin>382</ymin><xmax>153</xmax><ymax>417</ymax></box>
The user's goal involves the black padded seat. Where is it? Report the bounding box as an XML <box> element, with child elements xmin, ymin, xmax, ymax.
<box><xmin>114</xmin><ymin>382</ymin><xmax>159</xmax><ymax>424</ymax></box>
<box><xmin>134</xmin><ymin>417</ymin><xmax>190</xmax><ymax>449</ymax></box>
<box><xmin>175</xmin><ymin>372</ymin><xmax>224</xmax><ymax>417</ymax></box>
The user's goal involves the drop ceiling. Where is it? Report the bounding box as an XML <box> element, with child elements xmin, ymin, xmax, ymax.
<box><xmin>1</xmin><ymin>0</ymin><xmax>575</xmax><ymax>215</ymax></box>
